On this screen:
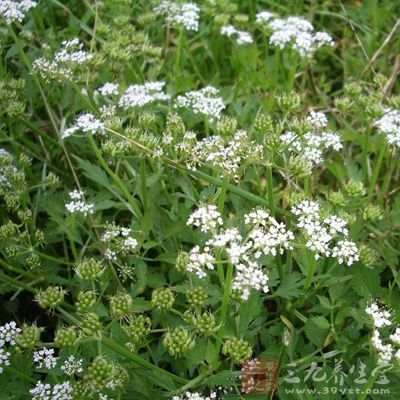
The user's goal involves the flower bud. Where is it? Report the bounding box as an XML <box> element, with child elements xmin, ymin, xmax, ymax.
<box><xmin>363</xmin><ymin>204</ymin><xmax>383</xmax><ymax>222</ymax></box>
<box><xmin>344</xmin><ymin>179</ymin><xmax>366</xmax><ymax>197</ymax></box>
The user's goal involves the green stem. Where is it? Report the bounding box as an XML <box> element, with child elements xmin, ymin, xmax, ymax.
<box><xmin>101</xmin><ymin>336</ymin><xmax>188</xmax><ymax>384</ymax></box>
<box><xmin>267</xmin><ymin>166</ymin><xmax>275</xmax><ymax>216</ymax></box>
<box><xmin>88</xmin><ymin>135</ymin><xmax>143</xmax><ymax>219</ymax></box>
<box><xmin>218</xmin><ymin>262</ymin><xmax>234</xmax><ymax>339</ymax></box>
<box><xmin>368</xmin><ymin>141</ymin><xmax>387</xmax><ymax>196</ymax></box>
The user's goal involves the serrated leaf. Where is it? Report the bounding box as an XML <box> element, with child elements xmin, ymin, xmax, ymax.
<box><xmin>275</xmin><ymin>272</ymin><xmax>304</xmax><ymax>300</ymax></box>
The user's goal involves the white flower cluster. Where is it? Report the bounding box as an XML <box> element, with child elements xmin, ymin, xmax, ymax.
<box><xmin>291</xmin><ymin>200</ymin><xmax>359</xmax><ymax>265</ymax></box>
<box><xmin>97</xmin><ymin>82</ymin><xmax>119</xmax><ymax>97</ymax></box>
<box><xmin>375</xmin><ymin>108</ymin><xmax>400</xmax><ymax>147</ymax></box>
<box><xmin>257</xmin><ymin>12</ymin><xmax>334</xmax><ymax>57</ymax></box>
<box><xmin>65</xmin><ymin>189</ymin><xmax>94</xmax><ymax>216</ymax></box>
<box><xmin>0</xmin><ymin>321</ymin><xmax>20</xmax><ymax>373</ymax></box>
<box><xmin>0</xmin><ymin>0</ymin><xmax>37</xmax><ymax>24</ymax></box>
<box><xmin>0</xmin><ymin>148</ymin><xmax>19</xmax><ymax>191</ymax></box>
<box><xmin>101</xmin><ymin>225</ymin><xmax>139</xmax><ymax>261</ymax></box>
<box><xmin>255</xmin><ymin>11</ymin><xmax>274</xmax><ymax>24</ymax></box>
<box><xmin>365</xmin><ymin>302</ymin><xmax>400</xmax><ymax>365</ymax></box>
<box><xmin>30</xmin><ymin>381</ymin><xmax>73</xmax><ymax>400</ymax></box>
<box><xmin>281</xmin><ymin>111</ymin><xmax>342</xmax><ymax>166</ymax></box>
<box><xmin>33</xmin><ymin>348</ymin><xmax>57</xmax><ymax>369</ymax></box>
<box><xmin>61</xmin><ymin>355</ymin><xmax>83</xmax><ymax>376</ymax></box>
<box><xmin>185</xmin><ymin>206</ymin><xmax>294</xmax><ymax>300</ymax></box>
<box><xmin>221</xmin><ymin>25</ymin><xmax>253</xmax><ymax>45</ymax></box>
<box><xmin>62</xmin><ymin>113</ymin><xmax>105</xmax><ymax>139</ymax></box>
<box><xmin>187</xmin><ymin>204</ymin><xmax>223</xmax><ymax>233</ymax></box>
<box><xmin>175</xmin><ymin>86</ymin><xmax>225</xmax><ymax>122</ymax></box>
<box><xmin>185</xmin><ymin>130</ymin><xmax>262</xmax><ymax>178</ymax></box>
<box><xmin>119</xmin><ymin>81</ymin><xmax>170</xmax><ymax>110</ymax></box>
<box><xmin>32</xmin><ymin>39</ymin><xmax>92</xmax><ymax>82</ymax></box>
<box><xmin>172</xmin><ymin>390</ymin><xmax>218</xmax><ymax>400</ymax></box>
<box><xmin>154</xmin><ymin>1</ymin><xmax>200</xmax><ymax>31</ymax></box>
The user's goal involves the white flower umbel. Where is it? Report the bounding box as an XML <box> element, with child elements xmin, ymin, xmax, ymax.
<box><xmin>180</xmin><ymin>130</ymin><xmax>262</xmax><ymax>178</ymax></box>
<box><xmin>390</xmin><ymin>327</ymin><xmax>400</xmax><ymax>345</ymax></box>
<box><xmin>221</xmin><ymin>25</ymin><xmax>253</xmax><ymax>45</ymax></box>
<box><xmin>175</xmin><ymin>86</ymin><xmax>225</xmax><ymax>122</ymax></box>
<box><xmin>62</xmin><ymin>113</ymin><xmax>105</xmax><ymax>139</ymax></box>
<box><xmin>375</xmin><ymin>108</ymin><xmax>400</xmax><ymax>148</ymax></box>
<box><xmin>307</xmin><ymin>111</ymin><xmax>328</xmax><ymax>129</ymax></box>
<box><xmin>154</xmin><ymin>1</ymin><xmax>200</xmax><ymax>31</ymax></box>
<box><xmin>187</xmin><ymin>205</ymin><xmax>223</xmax><ymax>233</ymax></box>
<box><xmin>187</xmin><ymin>245</ymin><xmax>215</xmax><ymax>278</ymax></box>
<box><xmin>33</xmin><ymin>348</ymin><xmax>58</xmax><ymax>370</ymax></box>
<box><xmin>65</xmin><ymin>189</ymin><xmax>94</xmax><ymax>216</ymax></box>
<box><xmin>291</xmin><ymin>200</ymin><xmax>357</xmax><ymax>264</ymax></box>
<box><xmin>172</xmin><ymin>391</ymin><xmax>219</xmax><ymax>400</ymax></box>
<box><xmin>233</xmin><ymin>261</ymin><xmax>269</xmax><ymax>301</ymax></box>
<box><xmin>365</xmin><ymin>302</ymin><xmax>392</xmax><ymax>328</ymax></box>
<box><xmin>331</xmin><ymin>240</ymin><xmax>359</xmax><ymax>266</ymax></box>
<box><xmin>97</xmin><ymin>82</ymin><xmax>119</xmax><ymax>97</ymax></box>
<box><xmin>119</xmin><ymin>81</ymin><xmax>170</xmax><ymax>110</ymax></box>
<box><xmin>30</xmin><ymin>381</ymin><xmax>73</xmax><ymax>400</ymax></box>
<box><xmin>0</xmin><ymin>0</ymin><xmax>37</xmax><ymax>24</ymax></box>
<box><xmin>256</xmin><ymin>11</ymin><xmax>274</xmax><ymax>24</ymax></box>
<box><xmin>281</xmin><ymin>111</ymin><xmax>342</xmax><ymax>167</ymax></box>
<box><xmin>258</xmin><ymin>13</ymin><xmax>334</xmax><ymax>57</ymax></box>
<box><xmin>32</xmin><ymin>39</ymin><xmax>92</xmax><ymax>82</ymax></box>
<box><xmin>0</xmin><ymin>348</ymin><xmax>10</xmax><ymax>373</ymax></box>
<box><xmin>101</xmin><ymin>225</ymin><xmax>139</xmax><ymax>260</ymax></box>
<box><xmin>61</xmin><ymin>355</ymin><xmax>83</xmax><ymax>376</ymax></box>
<box><xmin>371</xmin><ymin>330</ymin><xmax>393</xmax><ymax>365</ymax></box>
<box><xmin>0</xmin><ymin>321</ymin><xmax>21</xmax><ymax>347</ymax></box>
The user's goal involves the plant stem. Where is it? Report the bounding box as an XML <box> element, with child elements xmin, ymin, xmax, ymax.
<box><xmin>88</xmin><ymin>135</ymin><xmax>143</xmax><ymax>219</ymax></box>
<box><xmin>218</xmin><ymin>262</ymin><xmax>234</xmax><ymax>338</ymax></box>
<box><xmin>267</xmin><ymin>166</ymin><xmax>275</xmax><ymax>216</ymax></box>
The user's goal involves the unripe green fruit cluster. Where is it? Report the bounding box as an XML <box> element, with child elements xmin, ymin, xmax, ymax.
<box><xmin>109</xmin><ymin>292</ymin><xmax>133</xmax><ymax>319</ymax></box>
<box><xmin>123</xmin><ymin>314</ymin><xmax>151</xmax><ymax>344</ymax></box>
<box><xmin>75</xmin><ymin>291</ymin><xmax>96</xmax><ymax>314</ymax></box>
<box><xmin>186</xmin><ymin>287</ymin><xmax>207</xmax><ymax>307</ymax></box>
<box><xmin>151</xmin><ymin>287</ymin><xmax>174</xmax><ymax>310</ymax></box>
<box><xmin>222</xmin><ymin>337</ymin><xmax>252</xmax><ymax>364</ymax></box>
<box><xmin>163</xmin><ymin>327</ymin><xmax>195</xmax><ymax>357</ymax></box>
<box><xmin>36</xmin><ymin>286</ymin><xmax>64</xmax><ymax>309</ymax></box>
<box><xmin>15</xmin><ymin>324</ymin><xmax>43</xmax><ymax>350</ymax></box>
<box><xmin>75</xmin><ymin>258</ymin><xmax>104</xmax><ymax>281</ymax></box>
<box><xmin>54</xmin><ymin>326</ymin><xmax>79</xmax><ymax>348</ymax></box>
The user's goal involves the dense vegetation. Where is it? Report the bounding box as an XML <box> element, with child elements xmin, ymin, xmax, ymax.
<box><xmin>0</xmin><ymin>1</ymin><xmax>400</xmax><ymax>399</ymax></box>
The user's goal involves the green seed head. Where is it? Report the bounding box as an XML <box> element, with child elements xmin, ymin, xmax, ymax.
<box><xmin>193</xmin><ymin>312</ymin><xmax>220</xmax><ymax>336</ymax></box>
<box><xmin>222</xmin><ymin>337</ymin><xmax>252</xmax><ymax>364</ymax></box>
<box><xmin>363</xmin><ymin>204</ymin><xmax>383</xmax><ymax>222</ymax></box>
<box><xmin>359</xmin><ymin>244</ymin><xmax>380</xmax><ymax>268</ymax></box>
<box><xmin>163</xmin><ymin>327</ymin><xmax>195</xmax><ymax>357</ymax></box>
<box><xmin>327</xmin><ymin>191</ymin><xmax>346</xmax><ymax>207</ymax></box>
<box><xmin>122</xmin><ymin>314</ymin><xmax>151</xmax><ymax>345</ymax></box>
<box><xmin>109</xmin><ymin>292</ymin><xmax>133</xmax><ymax>319</ymax></box>
<box><xmin>344</xmin><ymin>179</ymin><xmax>366</xmax><ymax>197</ymax></box>
<box><xmin>176</xmin><ymin>251</ymin><xmax>189</xmax><ymax>273</ymax></box>
<box><xmin>215</xmin><ymin>115</ymin><xmax>238</xmax><ymax>136</ymax></box>
<box><xmin>15</xmin><ymin>324</ymin><xmax>43</xmax><ymax>351</ymax></box>
<box><xmin>186</xmin><ymin>287</ymin><xmax>208</xmax><ymax>308</ymax></box>
<box><xmin>85</xmin><ymin>357</ymin><xmax>114</xmax><ymax>391</ymax></box>
<box><xmin>151</xmin><ymin>287</ymin><xmax>174</xmax><ymax>311</ymax></box>
<box><xmin>81</xmin><ymin>312</ymin><xmax>102</xmax><ymax>337</ymax></box>
<box><xmin>75</xmin><ymin>258</ymin><xmax>104</xmax><ymax>281</ymax></box>
<box><xmin>166</xmin><ymin>112</ymin><xmax>186</xmax><ymax>137</ymax></box>
<box><xmin>75</xmin><ymin>291</ymin><xmax>96</xmax><ymax>314</ymax></box>
<box><xmin>54</xmin><ymin>326</ymin><xmax>79</xmax><ymax>349</ymax></box>
<box><xmin>36</xmin><ymin>286</ymin><xmax>65</xmax><ymax>309</ymax></box>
